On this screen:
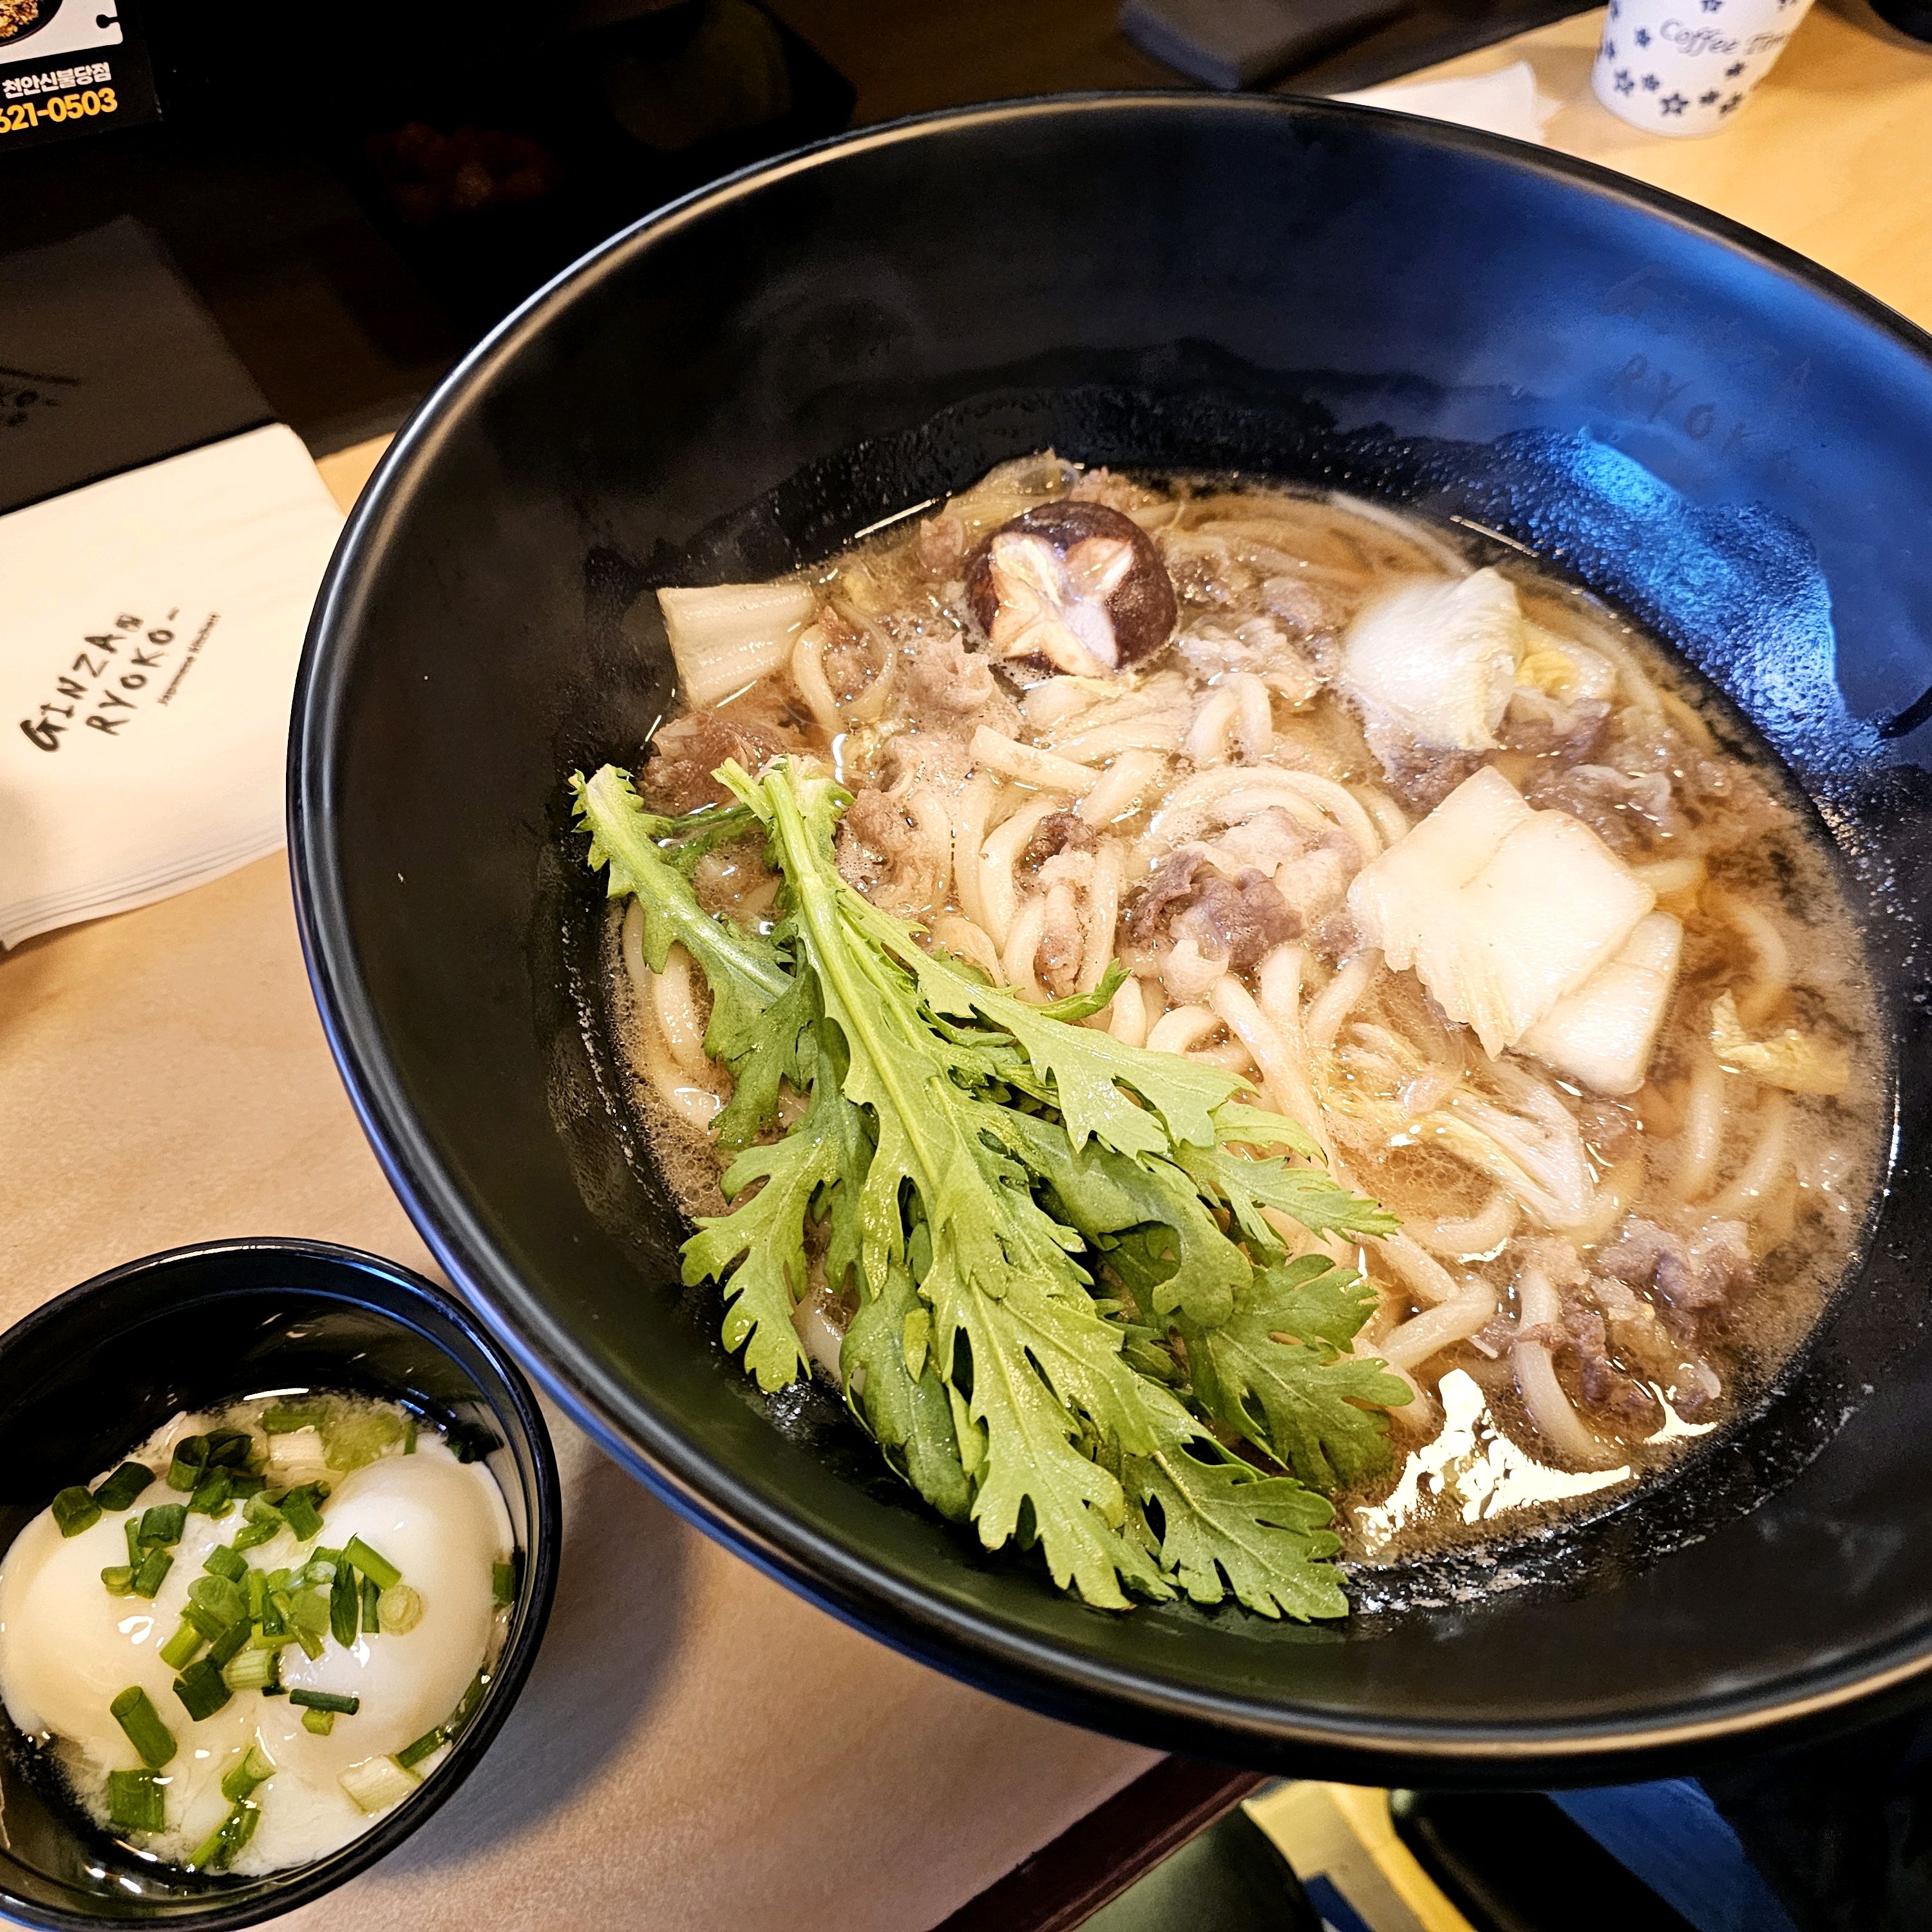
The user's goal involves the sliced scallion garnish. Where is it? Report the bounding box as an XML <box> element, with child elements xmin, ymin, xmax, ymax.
<box><xmin>222</xmin><ymin>1644</ymin><xmax>279</xmax><ymax>1692</ymax></box>
<box><xmin>109</xmin><ymin>1686</ymin><xmax>176</xmax><ymax>1768</ymax></box>
<box><xmin>343</xmin><ymin>1536</ymin><xmax>401</xmax><ymax>1590</ymax></box>
<box><xmin>491</xmin><ymin>1560</ymin><xmax>515</xmax><ymax>1608</ymax></box>
<box><xmin>339</xmin><ymin>1754</ymin><xmax>418</xmax><ymax>1815</ymax></box>
<box><xmin>100</xmin><ymin>1565</ymin><xmax>136</xmax><ymax>1596</ymax></box>
<box><xmin>124</xmin><ymin>1517</ymin><xmax>142</xmax><ymax>1567</ymax></box>
<box><xmin>330</xmin><ymin>1562</ymin><xmax>359</xmax><ymax>1647</ymax></box>
<box><xmin>205</xmin><ymin>1428</ymin><xmax>254</xmax><ymax>1468</ymax></box>
<box><xmin>393</xmin><ymin>1727</ymin><xmax>443</xmax><ymax>1772</ymax></box>
<box><xmin>131</xmin><ymin>1547</ymin><xmax>174</xmax><ymax>1599</ymax></box>
<box><xmin>165</xmin><ymin>1437</ymin><xmax>209</xmax><ymax>1492</ymax></box>
<box><xmin>172</xmin><ymin>1656</ymin><xmax>232</xmax><ymax>1723</ymax></box>
<box><xmin>203</xmin><ymin>1544</ymin><xmax>247</xmax><ymax>1584</ymax></box>
<box><xmin>207</xmin><ymin>1617</ymin><xmax>253</xmax><ymax>1670</ymax></box>
<box><xmin>189</xmin><ymin>1573</ymin><xmax>248</xmax><ymax>1627</ymax></box>
<box><xmin>261</xmin><ymin>1399</ymin><xmax>328</xmax><ymax>1435</ymax></box>
<box><xmin>137</xmin><ymin>1503</ymin><xmax>186</xmax><ymax>1549</ymax></box>
<box><xmin>361</xmin><ymin>1575</ymin><xmax>381</xmax><ymax>1635</ymax></box>
<box><xmin>188</xmin><ymin>1799</ymin><xmax>259</xmax><ymax>1873</ymax></box>
<box><xmin>289</xmin><ymin>1587</ymin><xmax>331</xmax><ymax>1641</ymax></box>
<box><xmin>93</xmin><ymin>1464</ymin><xmax>155</xmax><ymax>1513</ymax></box>
<box><xmin>303</xmin><ymin>1707</ymin><xmax>335</xmax><ymax>1735</ymax></box>
<box><xmin>158</xmin><ymin>1620</ymin><xmax>205</xmax><ymax>1671</ymax></box>
<box><xmin>220</xmin><ymin>1745</ymin><xmax>274</xmax><ymax>1803</ymax></box>
<box><xmin>444</xmin><ymin>1669</ymin><xmax>489</xmax><ymax>1738</ymax></box>
<box><xmin>278</xmin><ymin>1486</ymin><xmax>327</xmax><ymax>1542</ymax></box>
<box><xmin>52</xmin><ymin>1486</ymin><xmax>101</xmax><ymax>1539</ymax></box>
<box><xmin>377</xmin><ymin>1584</ymin><xmax>423</xmax><ymax>1634</ymax></box>
<box><xmin>188</xmin><ymin>1469</ymin><xmax>234</xmax><ymax>1519</ymax></box>
<box><xmin>107</xmin><ymin>1766</ymin><xmax>166</xmax><ymax>1832</ymax></box>
<box><xmin>289</xmin><ymin>1688</ymin><xmax>359</xmax><ymax>1715</ymax></box>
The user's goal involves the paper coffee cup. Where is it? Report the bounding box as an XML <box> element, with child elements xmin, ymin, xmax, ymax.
<box><xmin>1591</xmin><ymin>0</ymin><xmax>1815</xmax><ymax>137</ymax></box>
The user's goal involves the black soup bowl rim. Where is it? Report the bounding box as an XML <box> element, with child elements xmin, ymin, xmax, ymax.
<box><xmin>288</xmin><ymin>91</ymin><xmax>1932</xmax><ymax>1774</ymax></box>
<box><xmin>0</xmin><ymin>1236</ymin><xmax>562</xmax><ymax>1931</ymax></box>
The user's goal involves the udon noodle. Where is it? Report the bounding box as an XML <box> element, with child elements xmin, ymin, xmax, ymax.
<box><xmin>611</xmin><ymin>453</ymin><xmax>1878</xmax><ymax>1559</ymax></box>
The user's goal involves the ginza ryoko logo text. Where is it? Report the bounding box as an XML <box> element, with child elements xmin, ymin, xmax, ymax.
<box><xmin>17</xmin><ymin>609</ymin><xmax>201</xmax><ymax>751</ymax></box>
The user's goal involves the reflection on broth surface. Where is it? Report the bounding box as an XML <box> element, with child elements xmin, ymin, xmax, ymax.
<box><xmin>583</xmin><ymin>453</ymin><xmax>1879</xmax><ymax>1595</ymax></box>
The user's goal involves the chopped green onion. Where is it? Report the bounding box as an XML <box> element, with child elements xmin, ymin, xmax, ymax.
<box><xmin>245</xmin><ymin>1569</ymin><xmax>267</xmax><ymax>1619</ymax></box>
<box><xmin>107</xmin><ymin>1767</ymin><xmax>166</xmax><ymax>1832</ymax></box>
<box><xmin>52</xmin><ymin>1486</ymin><xmax>101</xmax><ymax>1538</ymax></box>
<box><xmin>377</xmin><ymin>1584</ymin><xmax>423</xmax><ymax>1635</ymax></box>
<box><xmin>299</xmin><ymin>1557</ymin><xmax>337</xmax><ymax>1589</ymax></box>
<box><xmin>158</xmin><ymin>1620</ymin><xmax>205</xmax><ymax>1670</ymax></box>
<box><xmin>189</xmin><ymin>1573</ymin><xmax>248</xmax><ymax>1627</ymax></box>
<box><xmin>444</xmin><ymin>1669</ymin><xmax>489</xmax><ymax>1738</ymax></box>
<box><xmin>330</xmin><ymin>1562</ymin><xmax>359</xmax><ymax>1647</ymax></box>
<box><xmin>361</xmin><ymin>1575</ymin><xmax>381</xmax><ymax>1634</ymax></box>
<box><xmin>124</xmin><ymin>1517</ymin><xmax>143</xmax><ymax>1566</ymax></box>
<box><xmin>137</xmin><ymin>1503</ymin><xmax>186</xmax><ymax>1549</ymax></box>
<box><xmin>205</xmin><ymin>1428</ymin><xmax>254</xmax><ymax>1468</ymax></box>
<box><xmin>222</xmin><ymin>1645</ymin><xmax>279</xmax><ymax>1692</ymax></box>
<box><xmin>403</xmin><ymin>1416</ymin><xmax>418</xmax><ymax>1454</ymax></box>
<box><xmin>292</xmin><ymin>1627</ymin><xmax>325</xmax><ymax>1662</ymax></box>
<box><xmin>339</xmin><ymin>1754</ymin><xmax>418</xmax><ymax>1815</ymax></box>
<box><xmin>278</xmin><ymin>1486</ymin><xmax>327</xmax><ymax>1542</ymax></box>
<box><xmin>289</xmin><ymin>1687</ymin><xmax>360</xmax><ymax>1714</ymax></box>
<box><xmin>109</xmin><ymin>1687</ymin><xmax>176</xmax><ymax>1768</ymax></box>
<box><xmin>93</xmin><ymin>1463</ymin><xmax>155</xmax><ymax>1513</ymax></box>
<box><xmin>491</xmin><ymin>1560</ymin><xmax>516</xmax><ymax>1608</ymax></box>
<box><xmin>320</xmin><ymin>1408</ymin><xmax>406</xmax><ymax>1472</ymax></box>
<box><xmin>208</xmin><ymin>1617</ymin><xmax>253</xmax><ymax>1670</ymax></box>
<box><xmin>290</xmin><ymin>1587</ymin><xmax>331</xmax><ymax>1640</ymax></box>
<box><xmin>204</xmin><ymin>1544</ymin><xmax>247</xmax><ymax>1584</ymax></box>
<box><xmin>166</xmin><ymin>1437</ymin><xmax>209</xmax><ymax>1492</ymax></box>
<box><xmin>182</xmin><ymin>1602</ymin><xmax>228</xmax><ymax>1642</ymax></box>
<box><xmin>446</xmin><ymin>1421</ymin><xmax>502</xmax><ymax>1465</ymax></box>
<box><xmin>232</xmin><ymin>1494</ymin><xmax>285</xmax><ymax>1551</ymax></box>
<box><xmin>131</xmin><ymin>1547</ymin><xmax>174</xmax><ymax>1598</ymax></box>
<box><xmin>343</xmin><ymin>1536</ymin><xmax>401</xmax><ymax>1590</ymax></box>
<box><xmin>100</xmin><ymin>1565</ymin><xmax>136</xmax><ymax>1596</ymax></box>
<box><xmin>256</xmin><ymin>1592</ymin><xmax>285</xmax><ymax>1638</ymax></box>
<box><xmin>173</xmin><ymin>1656</ymin><xmax>232</xmax><ymax>1723</ymax></box>
<box><xmin>393</xmin><ymin>1727</ymin><xmax>444</xmax><ymax>1772</ymax></box>
<box><xmin>303</xmin><ymin>1707</ymin><xmax>335</xmax><ymax>1735</ymax></box>
<box><xmin>228</xmin><ymin>1470</ymin><xmax>267</xmax><ymax>1499</ymax></box>
<box><xmin>220</xmin><ymin>1745</ymin><xmax>275</xmax><ymax>1803</ymax></box>
<box><xmin>188</xmin><ymin>1799</ymin><xmax>259</xmax><ymax>1873</ymax></box>
<box><xmin>261</xmin><ymin>1399</ymin><xmax>328</xmax><ymax>1434</ymax></box>
<box><xmin>188</xmin><ymin>1469</ymin><xmax>234</xmax><ymax>1519</ymax></box>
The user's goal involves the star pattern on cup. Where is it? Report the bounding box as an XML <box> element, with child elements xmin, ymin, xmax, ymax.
<box><xmin>1634</xmin><ymin>24</ymin><xmax>1651</xmax><ymax>43</ymax></box>
<box><xmin>1725</xmin><ymin>59</ymin><xmax>1745</xmax><ymax>73</ymax></box>
<box><xmin>1660</xmin><ymin>92</ymin><xmax>1689</xmax><ymax>113</ymax></box>
<box><xmin>1720</xmin><ymin>91</ymin><xmax>1744</xmax><ymax>111</ymax></box>
<box><xmin>1700</xmin><ymin>87</ymin><xmax>1720</xmax><ymax>103</ymax></box>
<box><xmin>1614</xmin><ymin>66</ymin><xmax>1635</xmax><ymax>91</ymax></box>
<box><xmin>1604</xmin><ymin>35</ymin><xmax>1617</xmax><ymax>55</ymax></box>
<box><xmin>1641</xmin><ymin>71</ymin><xmax>1660</xmax><ymax>88</ymax></box>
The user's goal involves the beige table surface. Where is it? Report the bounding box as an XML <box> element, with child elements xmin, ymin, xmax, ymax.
<box><xmin>5</xmin><ymin>10</ymin><xmax>1930</xmax><ymax>1927</ymax></box>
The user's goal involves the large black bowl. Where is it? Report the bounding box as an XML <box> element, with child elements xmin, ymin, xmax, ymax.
<box><xmin>289</xmin><ymin>95</ymin><xmax>1932</xmax><ymax>1784</ymax></box>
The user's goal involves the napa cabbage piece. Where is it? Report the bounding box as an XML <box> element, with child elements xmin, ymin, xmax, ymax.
<box><xmin>1347</xmin><ymin>766</ymin><xmax>1655</xmax><ymax>1056</ymax></box>
<box><xmin>1522</xmin><ymin>911</ymin><xmax>1683</xmax><ymax>1096</ymax></box>
<box><xmin>1340</xmin><ymin>567</ymin><xmax>1526</xmax><ymax>752</ymax></box>
<box><xmin>573</xmin><ymin>756</ymin><xmax>1410</xmax><ymax>1619</ymax></box>
<box><xmin>1710</xmin><ymin>990</ymin><xmax>1850</xmax><ymax>1095</ymax></box>
<box><xmin>658</xmin><ymin>580</ymin><xmax>818</xmax><ymax>710</ymax></box>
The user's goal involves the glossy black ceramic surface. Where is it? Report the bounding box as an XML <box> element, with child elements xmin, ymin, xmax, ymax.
<box><xmin>290</xmin><ymin>95</ymin><xmax>1932</xmax><ymax>1783</ymax></box>
<box><xmin>0</xmin><ymin>1241</ymin><xmax>560</xmax><ymax>1929</ymax></box>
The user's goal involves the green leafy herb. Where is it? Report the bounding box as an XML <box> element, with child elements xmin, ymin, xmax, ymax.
<box><xmin>574</xmin><ymin>758</ymin><xmax>1413</xmax><ymax>1619</ymax></box>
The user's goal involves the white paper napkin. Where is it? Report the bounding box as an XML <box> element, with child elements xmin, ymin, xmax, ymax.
<box><xmin>0</xmin><ymin>424</ymin><xmax>343</xmax><ymax>947</ymax></box>
<box><xmin>1335</xmin><ymin>60</ymin><xmax>1561</xmax><ymax>144</ymax></box>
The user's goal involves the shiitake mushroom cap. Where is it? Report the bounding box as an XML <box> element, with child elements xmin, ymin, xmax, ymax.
<box><xmin>963</xmin><ymin>500</ymin><xmax>1178</xmax><ymax>670</ymax></box>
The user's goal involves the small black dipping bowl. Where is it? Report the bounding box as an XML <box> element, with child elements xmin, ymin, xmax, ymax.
<box><xmin>0</xmin><ymin>1240</ymin><xmax>561</xmax><ymax>1931</ymax></box>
